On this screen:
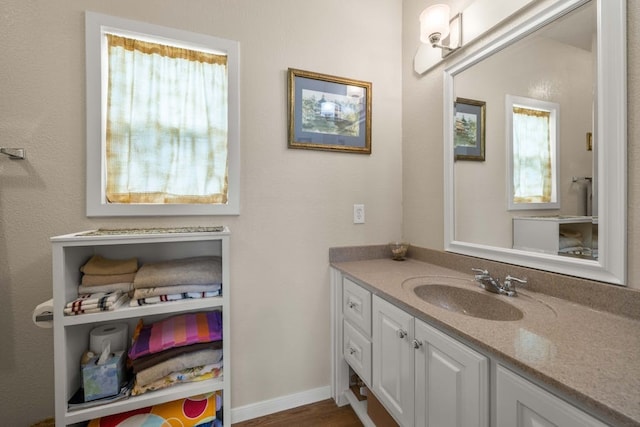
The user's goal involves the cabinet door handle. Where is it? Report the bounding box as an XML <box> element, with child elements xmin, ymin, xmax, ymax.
<box><xmin>348</xmin><ymin>347</ymin><xmax>357</xmax><ymax>355</ymax></box>
<box><xmin>412</xmin><ymin>339</ymin><xmax>422</xmax><ymax>349</ymax></box>
<box><xmin>397</xmin><ymin>329</ymin><xmax>407</xmax><ymax>339</ymax></box>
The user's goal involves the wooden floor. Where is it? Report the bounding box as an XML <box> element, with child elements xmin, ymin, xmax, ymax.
<box><xmin>232</xmin><ymin>399</ymin><xmax>363</xmax><ymax>427</ymax></box>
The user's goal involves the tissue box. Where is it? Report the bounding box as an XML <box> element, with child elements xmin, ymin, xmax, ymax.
<box><xmin>82</xmin><ymin>350</ymin><xmax>126</xmax><ymax>402</ymax></box>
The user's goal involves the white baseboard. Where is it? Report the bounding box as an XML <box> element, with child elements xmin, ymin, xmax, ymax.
<box><xmin>230</xmin><ymin>385</ymin><xmax>332</xmax><ymax>424</ymax></box>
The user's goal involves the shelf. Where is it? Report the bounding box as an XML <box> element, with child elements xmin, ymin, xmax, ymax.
<box><xmin>63</xmin><ymin>297</ymin><xmax>224</xmax><ymax>326</ymax></box>
<box><xmin>53</xmin><ymin>230</ymin><xmax>231</xmax><ymax>426</ymax></box>
<box><xmin>344</xmin><ymin>389</ymin><xmax>375</xmax><ymax>427</ymax></box>
<box><xmin>51</xmin><ymin>227</ymin><xmax>230</xmax><ymax>244</ymax></box>
<box><xmin>65</xmin><ymin>376</ymin><xmax>224</xmax><ymax>424</ymax></box>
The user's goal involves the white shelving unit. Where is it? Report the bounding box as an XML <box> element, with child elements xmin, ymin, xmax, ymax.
<box><xmin>512</xmin><ymin>215</ymin><xmax>597</xmax><ymax>258</ymax></box>
<box><xmin>51</xmin><ymin>228</ymin><xmax>230</xmax><ymax>426</ymax></box>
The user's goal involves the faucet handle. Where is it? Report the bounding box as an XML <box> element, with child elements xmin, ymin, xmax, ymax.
<box><xmin>471</xmin><ymin>268</ymin><xmax>489</xmax><ymax>277</ymax></box>
<box><xmin>504</xmin><ymin>275</ymin><xmax>527</xmax><ymax>294</ymax></box>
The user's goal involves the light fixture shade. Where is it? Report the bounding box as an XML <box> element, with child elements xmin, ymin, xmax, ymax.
<box><xmin>420</xmin><ymin>4</ymin><xmax>451</xmax><ymax>44</ymax></box>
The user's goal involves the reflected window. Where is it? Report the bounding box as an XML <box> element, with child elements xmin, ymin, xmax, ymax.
<box><xmin>507</xmin><ymin>95</ymin><xmax>559</xmax><ymax>210</ymax></box>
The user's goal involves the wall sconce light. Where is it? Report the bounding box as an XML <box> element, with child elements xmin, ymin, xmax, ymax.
<box><xmin>420</xmin><ymin>4</ymin><xmax>462</xmax><ymax>57</ymax></box>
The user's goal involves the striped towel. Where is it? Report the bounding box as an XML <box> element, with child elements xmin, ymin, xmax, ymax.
<box><xmin>128</xmin><ymin>311</ymin><xmax>223</xmax><ymax>360</ymax></box>
<box><xmin>129</xmin><ymin>290</ymin><xmax>221</xmax><ymax>307</ymax></box>
<box><xmin>63</xmin><ymin>292</ymin><xmax>129</xmax><ymax>315</ymax></box>
<box><xmin>64</xmin><ymin>291</ymin><xmax>124</xmax><ymax>314</ymax></box>
<box><xmin>129</xmin><ymin>293</ymin><xmax>186</xmax><ymax>307</ymax></box>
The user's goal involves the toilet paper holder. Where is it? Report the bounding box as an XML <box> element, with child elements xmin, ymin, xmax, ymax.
<box><xmin>35</xmin><ymin>312</ymin><xmax>53</xmax><ymax>322</ymax></box>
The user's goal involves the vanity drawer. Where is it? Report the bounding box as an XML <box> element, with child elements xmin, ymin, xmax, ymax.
<box><xmin>343</xmin><ymin>320</ymin><xmax>372</xmax><ymax>386</ymax></box>
<box><xmin>343</xmin><ymin>277</ymin><xmax>371</xmax><ymax>336</ymax></box>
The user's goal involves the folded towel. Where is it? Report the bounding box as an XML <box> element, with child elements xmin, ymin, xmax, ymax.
<box><xmin>63</xmin><ymin>293</ymin><xmax>129</xmax><ymax>315</ymax></box>
<box><xmin>133</xmin><ymin>256</ymin><xmax>221</xmax><ymax>289</ymax></box>
<box><xmin>559</xmin><ymin>236</ymin><xmax>583</xmax><ymax>250</ymax></box>
<box><xmin>81</xmin><ymin>273</ymin><xmax>136</xmax><ymax>286</ymax></box>
<box><xmin>128</xmin><ymin>311</ymin><xmax>223</xmax><ymax>360</ymax></box>
<box><xmin>130</xmin><ymin>340</ymin><xmax>223</xmax><ymax>373</ymax></box>
<box><xmin>559</xmin><ymin>229</ymin><xmax>582</xmax><ymax>238</ymax></box>
<box><xmin>65</xmin><ymin>291</ymin><xmax>122</xmax><ymax>308</ymax></box>
<box><xmin>78</xmin><ymin>282</ymin><xmax>134</xmax><ymax>295</ymax></box>
<box><xmin>132</xmin><ymin>283</ymin><xmax>221</xmax><ymax>299</ymax></box>
<box><xmin>129</xmin><ymin>293</ymin><xmax>187</xmax><ymax>307</ymax></box>
<box><xmin>131</xmin><ymin>361</ymin><xmax>223</xmax><ymax>396</ymax></box>
<box><xmin>80</xmin><ymin>255</ymin><xmax>138</xmax><ymax>275</ymax></box>
<box><xmin>135</xmin><ymin>348</ymin><xmax>223</xmax><ymax>386</ymax></box>
<box><xmin>129</xmin><ymin>290</ymin><xmax>220</xmax><ymax>307</ymax></box>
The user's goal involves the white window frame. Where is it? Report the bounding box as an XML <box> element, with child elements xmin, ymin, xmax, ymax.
<box><xmin>85</xmin><ymin>11</ymin><xmax>240</xmax><ymax>216</ymax></box>
<box><xmin>506</xmin><ymin>94</ymin><xmax>560</xmax><ymax>211</ymax></box>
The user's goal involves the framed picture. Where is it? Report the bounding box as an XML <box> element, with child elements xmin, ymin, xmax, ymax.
<box><xmin>288</xmin><ymin>68</ymin><xmax>372</xmax><ymax>154</ymax></box>
<box><xmin>454</xmin><ymin>97</ymin><xmax>486</xmax><ymax>161</ymax></box>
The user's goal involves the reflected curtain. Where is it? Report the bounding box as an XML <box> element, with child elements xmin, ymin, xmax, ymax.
<box><xmin>105</xmin><ymin>34</ymin><xmax>229</xmax><ymax>204</ymax></box>
<box><xmin>512</xmin><ymin>107</ymin><xmax>552</xmax><ymax>203</ymax></box>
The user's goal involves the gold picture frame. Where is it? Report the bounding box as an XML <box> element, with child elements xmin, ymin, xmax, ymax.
<box><xmin>288</xmin><ymin>68</ymin><xmax>372</xmax><ymax>154</ymax></box>
<box><xmin>454</xmin><ymin>97</ymin><xmax>486</xmax><ymax>161</ymax></box>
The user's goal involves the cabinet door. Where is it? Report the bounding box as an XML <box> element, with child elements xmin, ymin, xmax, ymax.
<box><xmin>414</xmin><ymin>319</ymin><xmax>488</xmax><ymax>427</ymax></box>
<box><xmin>372</xmin><ymin>296</ymin><xmax>414</xmax><ymax>427</ymax></box>
<box><xmin>496</xmin><ymin>365</ymin><xmax>608</xmax><ymax>427</ymax></box>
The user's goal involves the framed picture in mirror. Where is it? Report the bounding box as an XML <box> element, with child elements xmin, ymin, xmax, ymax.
<box><xmin>454</xmin><ymin>97</ymin><xmax>486</xmax><ymax>161</ymax></box>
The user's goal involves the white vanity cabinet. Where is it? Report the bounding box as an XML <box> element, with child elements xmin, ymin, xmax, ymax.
<box><xmin>496</xmin><ymin>365</ymin><xmax>608</xmax><ymax>427</ymax></box>
<box><xmin>51</xmin><ymin>229</ymin><xmax>231</xmax><ymax>426</ymax></box>
<box><xmin>372</xmin><ymin>295</ymin><xmax>489</xmax><ymax>427</ymax></box>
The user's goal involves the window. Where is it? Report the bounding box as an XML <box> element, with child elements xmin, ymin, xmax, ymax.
<box><xmin>506</xmin><ymin>95</ymin><xmax>559</xmax><ymax>210</ymax></box>
<box><xmin>85</xmin><ymin>12</ymin><xmax>239</xmax><ymax>216</ymax></box>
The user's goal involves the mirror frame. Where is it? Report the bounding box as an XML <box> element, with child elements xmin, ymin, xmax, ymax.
<box><xmin>443</xmin><ymin>0</ymin><xmax>626</xmax><ymax>285</ymax></box>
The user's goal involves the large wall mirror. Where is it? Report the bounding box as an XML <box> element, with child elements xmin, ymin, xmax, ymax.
<box><xmin>443</xmin><ymin>0</ymin><xmax>626</xmax><ymax>285</ymax></box>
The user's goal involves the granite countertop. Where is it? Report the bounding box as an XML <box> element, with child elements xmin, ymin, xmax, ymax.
<box><xmin>331</xmin><ymin>257</ymin><xmax>640</xmax><ymax>427</ymax></box>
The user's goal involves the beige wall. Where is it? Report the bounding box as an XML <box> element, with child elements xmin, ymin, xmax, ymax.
<box><xmin>402</xmin><ymin>0</ymin><xmax>639</xmax><ymax>289</ymax></box>
<box><xmin>0</xmin><ymin>0</ymin><xmax>402</xmax><ymax>424</ymax></box>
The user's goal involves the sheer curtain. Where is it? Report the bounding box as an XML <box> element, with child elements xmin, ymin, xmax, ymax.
<box><xmin>512</xmin><ymin>107</ymin><xmax>552</xmax><ymax>203</ymax></box>
<box><xmin>106</xmin><ymin>34</ymin><xmax>228</xmax><ymax>204</ymax></box>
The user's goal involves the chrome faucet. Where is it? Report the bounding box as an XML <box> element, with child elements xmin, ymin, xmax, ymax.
<box><xmin>472</xmin><ymin>268</ymin><xmax>503</xmax><ymax>294</ymax></box>
<box><xmin>471</xmin><ymin>268</ymin><xmax>527</xmax><ymax>297</ymax></box>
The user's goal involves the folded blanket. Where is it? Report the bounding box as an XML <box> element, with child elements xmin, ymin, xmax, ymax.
<box><xmin>559</xmin><ymin>236</ymin><xmax>583</xmax><ymax>250</ymax></box>
<box><xmin>133</xmin><ymin>256</ymin><xmax>221</xmax><ymax>289</ymax></box>
<box><xmin>131</xmin><ymin>361</ymin><xmax>223</xmax><ymax>396</ymax></box>
<box><xmin>78</xmin><ymin>282</ymin><xmax>133</xmax><ymax>295</ymax></box>
<box><xmin>128</xmin><ymin>311</ymin><xmax>223</xmax><ymax>360</ymax></box>
<box><xmin>132</xmin><ymin>283</ymin><xmax>222</xmax><ymax>299</ymax></box>
<box><xmin>63</xmin><ymin>293</ymin><xmax>129</xmax><ymax>315</ymax></box>
<box><xmin>135</xmin><ymin>348</ymin><xmax>223</xmax><ymax>386</ymax></box>
<box><xmin>130</xmin><ymin>340</ymin><xmax>223</xmax><ymax>373</ymax></box>
<box><xmin>81</xmin><ymin>273</ymin><xmax>136</xmax><ymax>286</ymax></box>
<box><xmin>87</xmin><ymin>391</ymin><xmax>222</xmax><ymax>427</ymax></box>
<box><xmin>80</xmin><ymin>255</ymin><xmax>138</xmax><ymax>275</ymax></box>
